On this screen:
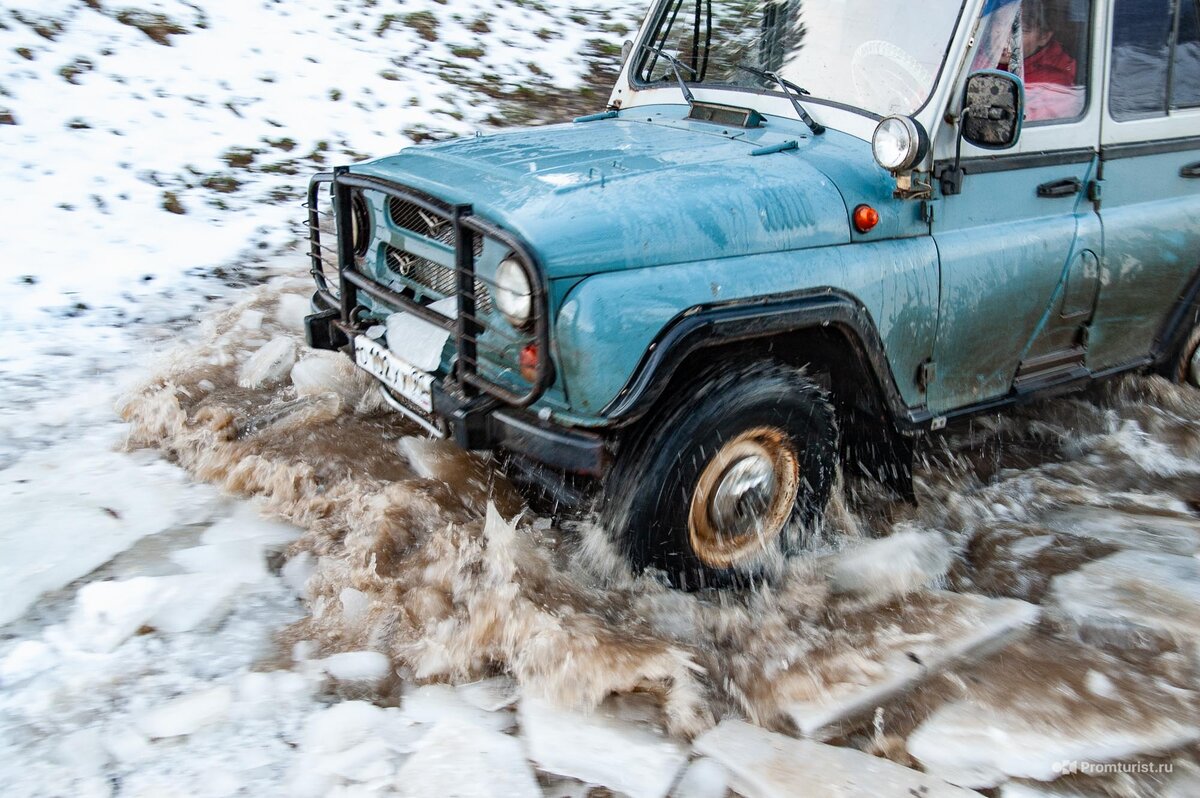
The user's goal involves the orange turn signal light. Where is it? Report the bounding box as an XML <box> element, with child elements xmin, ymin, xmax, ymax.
<box><xmin>519</xmin><ymin>343</ymin><xmax>539</xmax><ymax>382</ymax></box>
<box><xmin>853</xmin><ymin>204</ymin><xmax>880</xmax><ymax>234</ymax></box>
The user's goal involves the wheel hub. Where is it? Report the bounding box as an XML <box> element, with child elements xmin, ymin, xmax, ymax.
<box><xmin>1190</xmin><ymin>340</ymin><xmax>1200</xmax><ymax>387</ymax></box>
<box><xmin>688</xmin><ymin>427</ymin><xmax>800</xmax><ymax>569</ymax></box>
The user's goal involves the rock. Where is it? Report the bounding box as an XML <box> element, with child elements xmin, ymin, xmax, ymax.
<box><xmin>694</xmin><ymin>719</ymin><xmax>976</xmax><ymax>797</ymax></box>
<box><xmin>395</xmin><ymin>720</ymin><xmax>541</xmax><ymax>798</ymax></box>
<box><xmin>907</xmin><ymin>638</ymin><xmax>1200</xmax><ymax>789</ymax></box>
<box><xmin>136</xmin><ymin>686</ymin><xmax>233</xmax><ymax>738</ymax></box>
<box><xmin>829</xmin><ymin>529</ymin><xmax>954</xmax><ymax>602</ymax></box>
<box><xmin>519</xmin><ymin>697</ymin><xmax>688</xmax><ymax>798</ymax></box>
<box><xmin>238</xmin><ymin>336</ymin><xmax>296</xmax><ymax>388</ymax></box>
<box><xmin>1040</xmin><ymin>505</ymin><xmax>1200</xmax><ymax>556</ymax></box>
<box><xmin>1046</xmin><ymin>550</ymin><xmax>1200</xmax><ymax>649</ymax></box>
<box><xmin>784</xmin><ymin>591</ymin><xmax>1038</xmax><ymax>739</ymax></box>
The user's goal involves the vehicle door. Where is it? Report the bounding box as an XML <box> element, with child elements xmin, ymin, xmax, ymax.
<box><xmin>929</xmin><ymin>0</ymin><xmax>1104</xmax><ymax>415</ymax></box>
<box><xmin>1088</xmin><ymin>0</ymin><xmax>1200</xmax><ymax>371</ymax></box>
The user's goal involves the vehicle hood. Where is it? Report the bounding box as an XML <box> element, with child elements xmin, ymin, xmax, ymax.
<box><xmin>354</xmin><ymin>109</ymin><xmax>876</xmax><ymax>278</ymax></box>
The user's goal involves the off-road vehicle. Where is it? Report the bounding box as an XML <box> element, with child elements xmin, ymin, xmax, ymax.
<box><xmin>306</xmin><ymin>0</ymin><xmax>1200</xmax><ymax>588</ymax></box>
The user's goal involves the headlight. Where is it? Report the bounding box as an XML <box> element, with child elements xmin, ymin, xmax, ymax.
<box><xmin>872</xmin><ymin>115</ymin><xmax>928</xmax><ymax>173</ymax></box>
<box><xmin>494</xmin><ymin>257</ymin><xmax>533</xmax><ymax>328</ymax></box>
<box><xmin>349</xmin><ymin>192</ymin><xmax>370</xmax><ymax>258</ymax></box>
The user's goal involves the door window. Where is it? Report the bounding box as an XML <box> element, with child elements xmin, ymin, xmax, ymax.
<box><xmin>1173</xmin><ymin>0</ymin><xmax>1200</xmax><ymax>107</ymax></box>
<box><xmin>1109</xmin><ymin>0</ymin><xmax>1200</xmax><ymax>118</ymax></box>
<box><xmin>973</xmin><ymin>0</ymin><xmax>1092</xmax><ymax>123</ymax></box>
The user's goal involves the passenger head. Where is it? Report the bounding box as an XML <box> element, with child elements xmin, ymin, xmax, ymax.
<box><xmin>1022</xmin><ymin>1</ymin><xmax>1055</xmax><ymax>55</ymax></box>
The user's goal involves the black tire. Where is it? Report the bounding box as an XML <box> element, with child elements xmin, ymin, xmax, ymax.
<box><xmin>1176</xmin><ymin>323</ymin><xmax>1200</xmax><ymax>388</ymax></box>
<box><xmin>601</xmin><ymin>361</ymin><xmax>838</xmax><ymax>590</ymax></box>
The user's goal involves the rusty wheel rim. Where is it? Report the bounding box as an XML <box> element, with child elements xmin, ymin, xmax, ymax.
<box><xmin>688</xmin><ymin>427</ymin><xmax>800</xmax><ymax>569</ymax></box>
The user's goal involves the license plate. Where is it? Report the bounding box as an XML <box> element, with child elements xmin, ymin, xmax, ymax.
<box><xmin>353</xmin><ymin>336</ymin><xmax>434</xmax><ymax>412</ymax></box>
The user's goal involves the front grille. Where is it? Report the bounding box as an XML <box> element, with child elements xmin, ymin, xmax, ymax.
<box><xmin>384</xmin><ymin>245</ymin><xmax>494</xmax><ymax>314</ymax></box>
<box><xmin>388</xmin><ymin>196</ymin><xmax>484</xmax><ymax>258</ymax></box>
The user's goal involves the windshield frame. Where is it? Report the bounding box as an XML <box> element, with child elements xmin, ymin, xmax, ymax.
<box><xmin>628</xmin><ymin>0</ymin><xmax>972</xmax><ymax>120</ymax></box>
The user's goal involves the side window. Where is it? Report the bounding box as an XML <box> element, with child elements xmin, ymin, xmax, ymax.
<box><xmin>1173</xmin><ymin>0</ymin><xmax>1200</xmax><ymax>107</ymax></box>
<box><xmin>973</xmin><ymin>0</ymin><xmax>1092</xmax><ymax>124</ymax></box>
<box><xmin>1110</xmin><ymin>0</ymin><xmax>1200</xmax><ymax>119</ymax></box>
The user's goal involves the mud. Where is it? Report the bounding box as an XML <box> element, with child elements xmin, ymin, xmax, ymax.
<box><xmin>119</xmin><ymin>273</ymin><xmax>1200</xmax><ymax>754</ymax></box>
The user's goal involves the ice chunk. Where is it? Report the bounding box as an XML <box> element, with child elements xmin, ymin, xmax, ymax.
<box><xmin>317</xmin><ymin>651</ymin><xmax>392</xmax><ymax>685</ymax></box>
<box><xmin>519</xmin><ymin>697</ymin><xmax>687</xmax><ymax>798</ymax></box>
<box><xmin>401</xmin><ymin>684</ymin><xmax>514</xmax><ymax>732</ymax></box>
<box><xmin>828</xmin><ymin>529</ymin><xmax>954</xmax><ymax>602</ymax></box>
<box><xmin>282</xmin><ymin>551</ymin><xmax>316</xmax><ymax>597</ymax></box>
<box><xmin>695</xmin><ymin>719</ymin><xmax>976</xmax><ymax>797</ymax></box>
<box><xmin>1040</xmin><ymin>505</ymin><xmax>1200</xmax><ymax>556</ymax></box>
<box><xmin>385</xmin><ymin>310</ymin><xmax>451</xmax><ymax>372</ymax></box>
<box><xmin>313</xmin><ymin>737</ymin><xmax>395</xmax><ymax>783</ymax></box>
<box><xmin>102</xmin><ymin>725</ymin><xmax>154</xmax><ymax>765</ymax></box>
<box><xmin>301</xmin><ymin>701</ymin><xmax>389</xmax><ymax>755</ymax></box>
<box><xmin>671</xmin><ymin>757</ymin><xmax>729</xmax><ymax>798</ymax></box>
<box><xmin>56</xmin><ymin>728</ymin><xmax>109</xmax><ymax>778</ymax></box>
<box><xmin>1047</xmin><ymin>550</ymin><xmax>1200</xmax><ymax>647</ymax></box>
<box><xmin>238</xmin><ymin>336</ymin><xmax>296</xmax><ymax>389</ymax></box>
<box><xmin>0</xmin><ymin>439</ymin><xmax>219</xmax><ymax>625</ymax></box>
<box><xmin>456</xmin><ymin>676</ymin><xmax>520</xmax><ymax>712</ymax></box>
<box><xmin>340</xmin><ymin>587</ymin><xmax>370</xmax><ymax>627</ymax></box>
<box><xmin>785</xmin><ymin>591</ymin><xmax>1039</xmax><ymax>739</ymax></box>
<box><xmin>395</xmin><ymin>720</ymin><xmax>540</xmax><ymax>798</ymax></box>
<box><xmin>907</xmin><ymin>639</ymin><xmax>1200</xmax><ymax>788</ymax></box>
<box><xmin>238</xmin><ymin>309</ymin><xmax>265</xmax><ymax>330</ymax></box>
<box><xmin>136</xmin><ymin>686</ymin><xmax>233</xmax><ymax>738</ymax></box>
<box><xmin>0</xmin><ymin>639</ymin><xmax>57</xmax><ymax>685</ymax></box>
<box><xmin>276</xmin><ymin>293</ymin><xmax>312</xmax><ymax>332</ymax></box>
<box><xmin>291</xmin><ymin>351</ymin><xmax>365</xmax><ymax>403</ymax></box>
<box><xmin>60</xmin><ymin>573</ymin><xmax>243</xmax><ymax>653</ymax></box>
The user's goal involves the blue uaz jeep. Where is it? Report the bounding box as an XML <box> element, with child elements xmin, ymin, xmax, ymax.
<box><xmin>306</xmin><ymin>0</ymin><xmax>1200</xmax><ymax>589</ymax></box>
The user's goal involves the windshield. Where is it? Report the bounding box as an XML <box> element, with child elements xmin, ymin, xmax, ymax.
<box><xmin>636</xmin><ymin>0</ymin><xmax>968</xmax><ymax>117</ymax></box>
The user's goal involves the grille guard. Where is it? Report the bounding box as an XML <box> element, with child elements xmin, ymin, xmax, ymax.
<box><xmin>306</xmin><ymin>167</ymin><xmax>552</xmax><ymax>409</ymax></box>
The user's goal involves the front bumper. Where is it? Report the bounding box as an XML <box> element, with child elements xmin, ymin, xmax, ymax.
<box><xmin>305</xmin><ymin>307</ymin><xmax>608</xmax><ymax>477</ymax></box>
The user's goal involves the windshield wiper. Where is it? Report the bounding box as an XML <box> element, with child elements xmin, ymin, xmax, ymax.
<box><xmin>736</xmin><ymin>63</ymin><xmax>825</xmax><ymax>136</ymax></box>
<box><xmin>641</xmin><ymin>43</ymin><xmax>696</xmax><ymax>106</ymax></box>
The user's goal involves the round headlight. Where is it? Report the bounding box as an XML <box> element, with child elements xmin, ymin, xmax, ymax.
<box><xmin>349</xmin><ymin>192</ymin><xmax>370</xmax><ymax>258</ymax></box>
<box><xmin>872</xmin><ymin>115</ymin><xmax>927</xmax><ymax>173</ymax></box>
<box><xmin>494</xmin><ymin>257</ymin><xmax>533</xmax><ymax>328</ymax></box>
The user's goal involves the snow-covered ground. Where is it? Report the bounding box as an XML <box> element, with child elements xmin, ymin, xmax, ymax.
<box><xmin>4</xmin><ymin>2</ymin><xmax>1200</xmax><ymax>797</ymax></box>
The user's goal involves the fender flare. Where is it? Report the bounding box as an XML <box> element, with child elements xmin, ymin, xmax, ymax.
<box><xmin>599</xmin><ymin>287</ymin><xmax>926</xmax><ymax>428</ymax></box>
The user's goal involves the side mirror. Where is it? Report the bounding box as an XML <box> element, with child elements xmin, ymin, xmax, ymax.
<box><xmin>961</xmin><ymin>69</ymin><xmax>1024</xmax><ymax>150</ymax></box>
<box><xmin>939</xmin><ymin>70</ymin><xmax>1024</xmax><ymax>196</ymax></box>
<box><xmin>621</xmin><ymin>40</ymin><xmax>633</xmax><ymax>69</ymax></box>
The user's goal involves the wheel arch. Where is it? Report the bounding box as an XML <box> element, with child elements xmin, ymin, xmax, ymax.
<box><xmin>600</xmin><ymin>288</ymin><xmax>921</xmax><ymax>431</ymax></box>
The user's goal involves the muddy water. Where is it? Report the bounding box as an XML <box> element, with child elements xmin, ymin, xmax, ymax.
<box><xmin>119</xmin><ymin>274</ymin><xmax>1200</xmax><ymax>744</ymax></box>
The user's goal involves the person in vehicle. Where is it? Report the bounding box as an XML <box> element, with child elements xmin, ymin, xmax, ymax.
<box><xmin>992</xmin><ymin>0</ymin><xmax>1086</xmax><ymax>121</ymax></box>
<box><xmin>1021</xmin><ymin>1</ymin><xmax>1078</xmax><ymax>86</ymax></box>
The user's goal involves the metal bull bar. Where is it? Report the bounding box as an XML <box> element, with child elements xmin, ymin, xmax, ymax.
<box><xmin>305</xmin><ymin>167</ymin><xmax>552</xmax><ymax>410</ymax></box>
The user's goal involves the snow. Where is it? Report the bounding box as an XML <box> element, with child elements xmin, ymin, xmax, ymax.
<box><xmin>519</xmin><ymin>697</ymin><xmax>688</xmax><ymax>798</ymax></box>
<box><xmin>394</xmin><ymin>720</ymin><xmax>541</xmax><ymax>798</ymax></box>
<box><xmin>695</xmin><ymin>719</ymin><xmax>978</xmax><ymax>798</ymax></box>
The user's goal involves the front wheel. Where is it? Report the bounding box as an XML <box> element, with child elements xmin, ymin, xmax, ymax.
<box><xmin>1177</xmin><ymin>323</ymin><xmax>1200</xmax><ymax>388</ymax></box>
<box><xmin>602</xmin><ymin>362</ymin><xmax>839</xmax><ymax>590</ymax></box>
